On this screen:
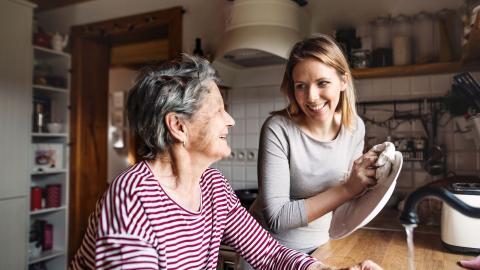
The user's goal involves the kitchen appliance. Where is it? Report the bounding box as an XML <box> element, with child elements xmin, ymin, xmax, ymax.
<box><xmin>215</xmin><ymin>0</ymin><xmax>304</xmax><ymax>68</ymax></box>
<box><xmin>441</xmin><ymin>182</ymin><xmax>480</xmax><ymax>253</ymax></box>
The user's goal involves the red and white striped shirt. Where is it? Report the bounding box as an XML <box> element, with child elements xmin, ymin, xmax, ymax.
<box><xmin>70</xmin><ymin>161</ymin><xmax>317</xmax><ymax>269</ymax></box>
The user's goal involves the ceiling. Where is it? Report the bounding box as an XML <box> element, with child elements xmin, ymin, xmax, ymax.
<box><xmin>29</xmin><ymin>0</ymin><xmax>95</xmax><ymax>12</ymax></box>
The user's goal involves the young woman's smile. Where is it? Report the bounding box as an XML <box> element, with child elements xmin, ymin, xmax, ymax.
<box><xmin>292</xmin><ymin>58</ymin><xmax>346</xmax><ymax>125</ymax></box>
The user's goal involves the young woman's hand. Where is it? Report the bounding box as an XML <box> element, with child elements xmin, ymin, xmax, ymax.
<box><xmin>343</xmin><ymin>151</ymin><xmax>378</xmax><ymax>198</ymax></box>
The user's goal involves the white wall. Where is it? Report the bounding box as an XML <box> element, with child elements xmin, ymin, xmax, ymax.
<box><xmin>213</xmin><ymin>69</ymin><xmax>480</xmax><ymax>192</ymax></box>
<box><xmin>36</xmin><ymin>0</ymin><xmax>227</xmax><ymax>55</ymax></box>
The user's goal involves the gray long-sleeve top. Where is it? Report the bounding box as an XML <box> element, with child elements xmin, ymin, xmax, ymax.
<box><xmin>250</xmin><ymin>114</ymin><xmax>365</xmax><ymax>253</ymax></box>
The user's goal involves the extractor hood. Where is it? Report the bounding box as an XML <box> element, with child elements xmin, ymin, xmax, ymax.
<box><xmin>215</xmin><ymin>0</ymin><xmax>304</xmax><ymax>68</ymax></box>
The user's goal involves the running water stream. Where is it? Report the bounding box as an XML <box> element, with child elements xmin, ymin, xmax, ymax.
<box><xmin>403</xmin><ymin>224</ymin><xmax>417</xmax><ymax>270</ymax></box>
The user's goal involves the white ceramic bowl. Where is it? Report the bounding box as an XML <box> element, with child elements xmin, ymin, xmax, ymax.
<box><xmin>47</xmin><ymin>122</ymin><xmax>62</xmax><ymax>133</ymax></box>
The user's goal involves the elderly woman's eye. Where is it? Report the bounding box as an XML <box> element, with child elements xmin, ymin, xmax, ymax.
<box><xmin>295</xmin><ymin>84</ymin><xmax>306</xmax><ymax>90</ymax></box>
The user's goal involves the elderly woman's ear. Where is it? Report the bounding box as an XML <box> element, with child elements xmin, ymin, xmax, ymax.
<box><xmin>165</xmin><ymin>112</ymin><xmax>188</xmax><ymax>146</ymax></box>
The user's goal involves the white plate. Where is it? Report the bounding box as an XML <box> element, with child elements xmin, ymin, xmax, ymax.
<box><xmin>329</xmin><ymin>151</ymin><xmax>403</xmax><ymax>239</ymax></box>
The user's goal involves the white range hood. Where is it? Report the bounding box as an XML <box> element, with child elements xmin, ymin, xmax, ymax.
<box><xmin>215</xmin><ymin>0</ymin><xmax>304</xmax><ymax>68</ymax></box>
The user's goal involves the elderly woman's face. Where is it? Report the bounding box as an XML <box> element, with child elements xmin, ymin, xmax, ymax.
<box><xmin>186</xmin><ymin>81</ymin><xmax>235</xmax><ymax>162</ymax></box>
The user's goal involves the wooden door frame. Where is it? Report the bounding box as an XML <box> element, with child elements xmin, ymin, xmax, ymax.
<box><xmin>69</xmin><ymin>6</ymin><xmax>182</xmax><ymax>261</ymax></box>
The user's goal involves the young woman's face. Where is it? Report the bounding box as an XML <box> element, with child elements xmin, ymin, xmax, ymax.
<box><xmin>187</xmin><ymin>81</ymin><xmax>235</xmax><ymax>162</ymax></box>
<box><xmin>292</xmin><ymin>58</ymin><xmax>346</xmax><ymax>124</ymax></box>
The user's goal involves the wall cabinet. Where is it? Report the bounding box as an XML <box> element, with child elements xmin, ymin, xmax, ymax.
<box><xmin>29</xmin><ymin>44</ymin><xmax>71</xmax><ymax>269</ymax></box>
<box><xmin>0</xmin><ymin>0</ymin><xmax>34</xmax><ymax>269</ymax></box>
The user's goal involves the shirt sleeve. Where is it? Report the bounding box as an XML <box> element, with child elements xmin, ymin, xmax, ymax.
<box><xmin>221</xmin><ymin>179</ymin><xmax>317</xmax><ymax>270</ymax></box>
<box><xmin>95</xmin><ymin>179</ymin><xmax>159</xmax><ymax>270</ymax></box>
<box><xmin>258</xmin><ymin>116</ymin><xmax>309</xmax><ymax>233</ymax></box>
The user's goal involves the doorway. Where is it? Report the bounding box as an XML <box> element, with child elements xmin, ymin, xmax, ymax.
<box><xmin>69</xmin><ymin>6</ymin><xmax>182</xmax><ymax>260</ymax></box>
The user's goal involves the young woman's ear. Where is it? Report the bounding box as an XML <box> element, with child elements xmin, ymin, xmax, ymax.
<box><xmin>165</xmin><ymin>112</ymin><xmax>188</xmax><ymax>145</ymax></box>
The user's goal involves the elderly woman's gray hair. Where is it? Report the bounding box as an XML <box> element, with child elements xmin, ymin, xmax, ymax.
<box><xmin>126</xmin><ymin>54</ymin><xmax>220</xmax><ymax>160</ymax></box>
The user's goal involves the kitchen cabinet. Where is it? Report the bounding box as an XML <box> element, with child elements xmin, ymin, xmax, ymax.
<box><xmin>0</xmin><ymin>0</ymin><xmax>33</xmax><ymax>200</ymax></box>
<box><xmin>29</xmin><ymin>44</ymin><xmax>71</xmax><ymax>269</ymax></box>
<box><xmin>0</xmin><ymin>198</ymin><xmax>29</xmax><ymax>270</ymax></box>
<box><xmin>0</xmin><ymin>0</ymin><xmax>34</xmax><ymax>269</ymax></box>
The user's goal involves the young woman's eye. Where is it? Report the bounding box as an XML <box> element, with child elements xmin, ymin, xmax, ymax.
<box><xmin>317</xmin><ymin>81</ymin><xmax>329</xmax><ymax>87</ymax></box>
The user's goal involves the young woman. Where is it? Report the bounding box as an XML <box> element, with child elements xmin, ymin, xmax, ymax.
<box><xmin>250</xmin><ymin>34</ymin><xmax>379</xmax><ymax>255</ymax></box>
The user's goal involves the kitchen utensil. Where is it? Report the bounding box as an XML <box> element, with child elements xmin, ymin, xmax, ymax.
<box><xmin>329</xmin><ymin>151</ymin><xmax>403</xmax><ymax>239</ymax></box>
<box><xmin>441</xmin><ymin>182</ymin><xmax>480</xmax><ymax>253</ymax></box>
<box><xmin>424</xmin><ymin>144</ymin><xmax>446</xmax><ymax>176</ymax></box>
<box><xmin>453</xmin><ymin>72</ymin><xmax>480</xmax><ymax>112</ymax></box>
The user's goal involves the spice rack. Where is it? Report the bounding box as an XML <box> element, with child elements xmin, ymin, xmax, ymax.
<box><xmin>29</xmin><ymin>45</ymin><xmax>70</xmax><ymax>270</ymax></box>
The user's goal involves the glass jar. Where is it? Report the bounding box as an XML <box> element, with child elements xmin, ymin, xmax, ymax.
<box><xmin>352</xmin><ymin>49</ymin><xmax>370</xmax><ymax>68</ymax></box>
<box><xmin>413</xmin><ymin>11</ymin><xmax>435</xmax><ymax>64</ymax></box>
<box><xmin>392</xmin><ymin>14</ymin><xmax>412</xmax><ymax>37</ymax></box>
<box><xmin>392</xmin><ymin>15</ymin><xmax>412</xmax><ymax>65</ymax></box>
<box><xmin>436</xmin><ymin>9</ymin><xmax>463</xmax><ymax>61</ymax></box>
<box><xmin>372</xmin><ymin>16</ymin><xmax>392</xmax><ymax>49</ymax></box>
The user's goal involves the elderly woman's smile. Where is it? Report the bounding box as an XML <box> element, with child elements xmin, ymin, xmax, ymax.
<box><xmin>186</xmin><ymin>80</ymin><xmax>235</xmax><ymax>162</ymax></box>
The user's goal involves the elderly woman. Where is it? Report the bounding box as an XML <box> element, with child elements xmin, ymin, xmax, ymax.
<box><xmin>70</xmin><ymin>55</ymin><xmax>380</xmax><ymax>270</ymax></box>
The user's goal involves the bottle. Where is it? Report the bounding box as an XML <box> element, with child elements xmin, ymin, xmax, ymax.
<box><xmin>35</xmin><ymin>103</ymin><xmax>44</xmax><ymax>133</ymax></box>
<box><xmin>193</xmin><ymin>38</ymin><xmax>204</xmax><ymax>57</ymax></box>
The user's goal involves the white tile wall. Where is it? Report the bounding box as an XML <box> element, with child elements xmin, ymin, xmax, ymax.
<box><xmin>215</xmin><ymin>70</ymin><xmax>480</xmax><ymax>192</ymax></box>
<box><xmin>411</xmin><ymin>75</ymin><xmax>431</xmax><ymax>96</ymax></box>
<box><xmin>391</xmin><ymin>77</ymin><xmax>411</xmax><ymax>97</ymax></box>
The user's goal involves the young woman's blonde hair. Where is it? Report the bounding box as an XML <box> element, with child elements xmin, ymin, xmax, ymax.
<box><xmin>277</xmin><ymin>34</ymin><xmax>358</xmax><ymax>131</ymax></box>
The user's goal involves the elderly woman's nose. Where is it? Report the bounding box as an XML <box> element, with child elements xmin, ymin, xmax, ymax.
<box><xmin>225</xmin><ymin>111</ymin><xmax>235</xmax><ymax>127</ymax></box>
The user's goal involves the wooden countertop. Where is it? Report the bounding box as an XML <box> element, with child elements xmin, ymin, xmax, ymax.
<box><xmin>311</xmin><ymin>229</ymin><xmax>475</xmax><ymax>270</ymax></box>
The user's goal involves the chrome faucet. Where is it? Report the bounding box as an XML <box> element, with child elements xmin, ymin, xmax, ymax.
<box><xmin>399</xmin><ymin>186</ymin><xmax>480</xmax><ymax>225</ymax></box>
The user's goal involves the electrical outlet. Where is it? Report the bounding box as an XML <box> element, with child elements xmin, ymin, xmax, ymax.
<box><xmin>246</xmin><ymin>148</ymin><xmax>257</xmax><ymax>161</ymax></box>
<box><xmin>237</xmin><ymin>149</ymin><xmax>246</xmax><ymax>161</ymax></box>
<box><xmin>227</xmin><ymin>150</ymin><xmax>236</xmax><ymax>161</ymax></box>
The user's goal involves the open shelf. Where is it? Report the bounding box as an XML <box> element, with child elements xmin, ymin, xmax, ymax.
<box><xmin>33</xmin><ymin>84</ymin><xmax>68</xmax><ymax>93</ymax></box>
<box><xmin>352</xmin><ymin>61</ymin><xmax>480</xmax><ymax>79</ymax></box>
<box><xmin>31</xmin><ymin>169</ymin><xmax>67</xmax><ymax>176</ymax></box>
<box><xmin>34</xmin><ymin>45</ymin><xmax>70</xmax><ymax>58</ymax></box>
<box><xmin>30</xmin><ymin>206</ymin><xmax>66</xmax><ymax>216</ymax></box>
<box><xmin>32</xmin><ymin>132</ymin><xmax>68</xmax><ymax>138</ymax></box>
<box><xmin>28</xmin><ymin>249</ymin><xmax>65</xmax><ymax>265</ymax></box>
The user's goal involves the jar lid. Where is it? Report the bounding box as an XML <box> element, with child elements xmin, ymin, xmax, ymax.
<box><xmin>392</xmin><ymin>14</ymin><xmax>411</xmax><ymax>23</ymax></box>
<box><xmin>413</xmin><ymin>11</ymin><xmax>433</xmax><ymax>20</ymax></box>
<box><xmin>372</xmin><ymin>16</ymin><xmax>391</xmax><ymax>24</ymax></box>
